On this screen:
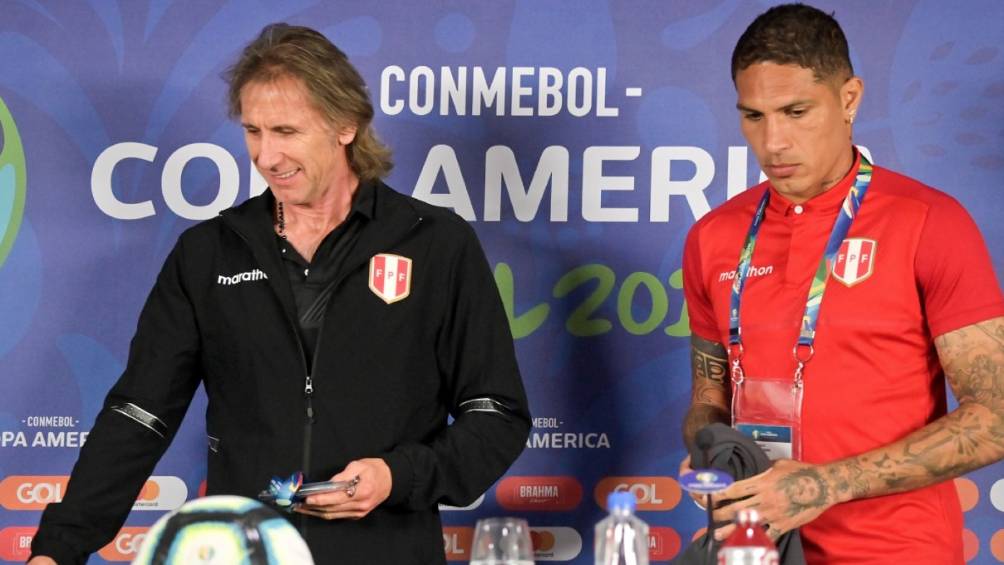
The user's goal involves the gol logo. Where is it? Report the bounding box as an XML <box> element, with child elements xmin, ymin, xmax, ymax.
<box><xmin>0</xmin><ymin>95</ymin><xmax>27</xmax><ymax>269</ymax></box>
<box><xmin>594</xmin><ymin>476</ymin><xmax>682</xmax><ymax>511</ymax></box>
<box><xmin>648</xmin><ymin>527</ymin><xmax>682</xmax><ymax>561</ymax></box>
<box><xmin>98</xmin><ymin>527</ymin><xmax>149</xmax><ymax>561</ymax></box>
<box><xmin>0</xmin><ymin>526</ymin><xmax>37</xmax><ymax>561</ymax></box>
<box><xmin>496</xmin><ymin>476</ymin><xmax>582</xmax><ymax>511</ymax></box>
<box><xmin>442</xmin><ymin>526</ymin><xmax>473</xmax><ymax>561</ymax></box>
<box><xmin>0</xmin><ymin>476</ymin><xmax>69</xmax><ymax>510</ymax></box>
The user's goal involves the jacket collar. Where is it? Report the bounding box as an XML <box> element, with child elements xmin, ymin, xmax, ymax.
<box><xmin>218</xmin><ymin>182</ymin><xmax>423</xmax><ymax>320</ymax></box>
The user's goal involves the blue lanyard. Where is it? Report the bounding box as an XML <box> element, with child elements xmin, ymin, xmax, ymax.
<box><xmin>728</xmin><ymin>155</ymin><xmax>873</xmax><ymax>376</ymax></box>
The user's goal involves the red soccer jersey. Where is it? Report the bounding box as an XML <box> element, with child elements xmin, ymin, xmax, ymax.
<box><xmin>683</xmin><ymin>153</ymin><xmax>1004</xmax><ymax>564</ymax></box>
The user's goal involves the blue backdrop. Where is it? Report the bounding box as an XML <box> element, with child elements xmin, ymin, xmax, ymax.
<box><xmin>1</xmin><ymin>1</ymin><xmax>1002</xmax><ymax>563</ymax></box>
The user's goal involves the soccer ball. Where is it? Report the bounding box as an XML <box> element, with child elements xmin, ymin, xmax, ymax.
<box><xmin>132</xmin><ymin>495</ymin><xmax>314</xmax><ymax>564</ymax></box>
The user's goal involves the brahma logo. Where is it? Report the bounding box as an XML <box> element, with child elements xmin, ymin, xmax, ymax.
<box><xmin>442</xmin><ymin>526</ymin><xmax>473</xmax><ymax>561</ymax></box>
<box><xmin>648</xmin><ymin>527</ymin><xmax>682</xmax><ymax>561</ymax></box>
<box><xmin>594</xmin><ymin>476</ymin><xmax>682</xmax><ymax>511</ymax></box>
<box><xmin>0</xmin><ymin>476</ymin><xmax>69</xmax><ymax>510</ymax></box>
<box><xmin>98</xmin><ymin>527</ymin><xmax>149</xmax><ymax>561</ymax></box>
<box><xmin>496</xmin><ymin>476</ymin><xmax>582</xmax><ymax>511</ymax></box>
<box><xmin>531</xmin><ymin>527</ymin><xmax>582</xmax><ymax>561</ymax></box>
<box><xmin>0</xmin><ymin>526</ymin><xmax>36</xmax><ymax>562</ymax></box>
<box><xmin>0</xmin><ymin>95</ymin><xmax>27</xmax><ymax>269</ymax></box>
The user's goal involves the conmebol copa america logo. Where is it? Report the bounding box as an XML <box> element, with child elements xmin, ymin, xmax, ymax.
<box><xmin>0</xmin><ymin>96</ymin><xmax>26</xmax><ymax>269</ymax></box>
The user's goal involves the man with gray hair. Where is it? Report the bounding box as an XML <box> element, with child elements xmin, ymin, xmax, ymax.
<box><xmin>30</xmin><ymin>23</ymin><xmax>530</xmax><ymax>564</ymax></box>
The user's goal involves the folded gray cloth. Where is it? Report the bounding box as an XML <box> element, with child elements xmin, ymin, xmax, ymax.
<box><xmin>672</xmin><ymin>423</ymin><xmax>805</xmax><ymax>565</ymax></box>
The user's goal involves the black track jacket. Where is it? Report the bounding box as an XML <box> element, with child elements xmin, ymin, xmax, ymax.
<box><xmin>32</xmin><ymin>183</ymin><xmax>531</xmax><ymax>564</ymax></box>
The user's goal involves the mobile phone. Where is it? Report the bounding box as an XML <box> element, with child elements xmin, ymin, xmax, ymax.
<box><xmin>293</xmin><ymin>479</ymin><xmax>355</xmax><ymax>501</ymax></box>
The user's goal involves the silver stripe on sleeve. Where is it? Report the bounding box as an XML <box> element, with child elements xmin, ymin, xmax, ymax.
<box><xmin>110</xmin><ymin>402</ymin><xmax>168</xmax><ymax>438</ymax></box>
<box><xmin>458</xmin><ymin>397</ymin><xmax>513</xmax><ymax>417</ymax></box>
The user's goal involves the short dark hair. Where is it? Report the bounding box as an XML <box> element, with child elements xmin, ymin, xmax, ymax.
<box><xmin>731</xmin><ymin>3</ymin><xmax>853</xmax><ymax>83</ymax></box>
<box><xmin>224</xmin><ymin>23</ymin><xmax>392</xmax><ymax>181</ymax></box>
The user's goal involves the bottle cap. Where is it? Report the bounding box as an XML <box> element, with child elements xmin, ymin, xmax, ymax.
<box><xmin>737</xmin><ymin>508</ymin><xmax>761</xmax><ymax>525</ymax></box>
<box><xmin>607</xmin><ymin>491</ymin><xmax>636</xmax><ymax>512</ymax></box>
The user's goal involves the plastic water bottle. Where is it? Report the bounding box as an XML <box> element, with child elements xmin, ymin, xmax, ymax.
<box><xmin>594</xmin><ymin>491</ymin><xmax>650</xmax><ymax>565</ymax></box>
<box><xmin>717</xmin><ymin>508</ymin><xmax>779</xmax><ymax>565</ymax></box>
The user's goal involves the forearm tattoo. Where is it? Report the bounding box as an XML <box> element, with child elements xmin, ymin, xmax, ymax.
<box><xmin>823</xmin><ymin>318</ymin><xmax>1004</xmax><ymax>503</ymax></box>
<box><xmin>683</xmin><ymin>336</ymin><xmax>731</xmax><ymax>446</ymax></box>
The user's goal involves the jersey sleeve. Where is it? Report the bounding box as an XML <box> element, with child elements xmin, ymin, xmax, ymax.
<box><xmin>381</xmin><ymin>220</ymin><xmax>530</xmax><ymax>510</ymax></box>
<box><xmin>915</xmin><ymin>194</ymin><xmax>1004</xmax><ymax>338</ymax></box>
<box><xmin>683</xmin><ymin>222</ymin><xmax>722</xmax><ymax>342</ymax></box>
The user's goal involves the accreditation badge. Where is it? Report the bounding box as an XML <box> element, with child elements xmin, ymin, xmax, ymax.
<box><xmin>733</xmin><ymin>376</ymin><xmax>803</xmax><ymax>461</ymax></box>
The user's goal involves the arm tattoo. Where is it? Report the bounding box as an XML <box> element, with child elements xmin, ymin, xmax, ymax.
<box><xmin>823</xmin><ymin>317</ymin><xmax>1004</xmax><ymax>503</ymax></box>
<box><xmin>683</xmin><ymin>336</ymin><xmax>731</xmax><ymax>447</ymax></box>
<box><xmin>778</xmin><ymin>468</ymin><xmax>830</xmax><ymax>514</ymax></box>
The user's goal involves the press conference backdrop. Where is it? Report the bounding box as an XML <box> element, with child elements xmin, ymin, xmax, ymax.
<box><xmin>1</xmin><ymin>1</ymin><xmax>1002</xmax><ymax>562</ymax></box>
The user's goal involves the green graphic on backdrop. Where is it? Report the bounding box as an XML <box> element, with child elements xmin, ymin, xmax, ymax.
<box><xmin>0</xmin><ymin>95</ymin><xmax>27</xmax><ymax>269</ymax></box>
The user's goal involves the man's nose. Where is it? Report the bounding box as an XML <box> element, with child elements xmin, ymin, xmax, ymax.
<box><xmin>763</xmin><ymin>117</ymin><xmax>791</xmax><ymax>154</ymax></box>
<box><xmin>256</xmin><ymin>134</ymin><xmax>282</xmax><ymax>169</ymax></box>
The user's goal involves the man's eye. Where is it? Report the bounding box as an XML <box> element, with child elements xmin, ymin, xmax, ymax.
<box><xmin>788</xmin><ymin>108</ymin><xmax>806</xmax><ymax>118</ymax></box>
<box><xmin>744</xmin><ymin>113</ymin><xmax>762</xmax><ymax>122</ymax></box>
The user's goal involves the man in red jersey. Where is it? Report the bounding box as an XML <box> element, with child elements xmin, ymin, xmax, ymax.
<box><xmin>680</xmin><ymin>4</ymin><xmax>1004</xmax><ymax>563</ymax></box>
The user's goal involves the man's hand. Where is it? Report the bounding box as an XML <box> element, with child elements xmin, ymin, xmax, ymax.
<box><xmin>26</xmin><ymin>557</ymin><xmax>56</xmax><ymax>565</ymax></box>
<box><xmin>294</xmin><ymin>458</ymin><xmax>392</xmax><ymax>520</ymax></box>
<box><xmin>711</xmin><ymin>459</ymin><xmax>836</xmax><ymax>542</ymax></box>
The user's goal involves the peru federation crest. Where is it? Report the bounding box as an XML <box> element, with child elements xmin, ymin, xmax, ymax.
<box><xmin>832</xmin><ymin>238</ymin><xmax>876</xmax><ymax>287</ymax></box>
<box><xmin>368</xmin><ymin>254</ymin><xmax>413</xmax><ymax>304</ymax></box>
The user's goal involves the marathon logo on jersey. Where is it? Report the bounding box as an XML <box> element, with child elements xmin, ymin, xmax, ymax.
<box><xmin>217</xmin><ymin>268</ymin><xmax>268</xmax><ymax>286</ymax></box>
<box><xmin>369</xmin><ymin>253</ymin><xmax>413</xmax><ymax>304</ymax></box>
<box><xmin>832</xmin><ymin>238</ymin><xmax>876</xmax><ymax>287</ymax></box>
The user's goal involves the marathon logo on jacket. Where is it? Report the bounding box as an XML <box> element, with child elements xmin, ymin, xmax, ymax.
<box><xmin>369</xmin><ymin>253</ymin><xmax>413</xmax><ymax>304</ymax></box>
<box><xmin>832</xmin><ymin>238</ymin><xmax>876</xmax><ymax>287</ymax></box>
<box><xmin>216</xmin><ymin>268</ymin><xmax>268</xmax><ymax>286</ymax></box>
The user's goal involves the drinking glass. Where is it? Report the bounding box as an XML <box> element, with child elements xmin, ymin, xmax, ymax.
<box><xmin>469</xmin><ymin>517</ymin><xmax>534</xmax><ymax>565</ymax></box>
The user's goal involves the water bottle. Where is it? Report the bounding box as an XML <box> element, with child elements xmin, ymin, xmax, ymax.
<box><xmin>717</xmin><ymin>508</ymin><xmax>779</xmax><ymax>565</ymax></box>
<box><xmin>594</xmin><ymin>491</ymin><xmax>650</xmax><ymax>565</ymax></box>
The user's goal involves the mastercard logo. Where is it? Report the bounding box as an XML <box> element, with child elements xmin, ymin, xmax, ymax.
<box><xmin>131</xmin><ymin>476</ymin><xmax>187</xmax><ymax>511</ymax></box>
<box><xmin>530</xmin><ymin>527</ymin><xmax>582</xmax><ymax>561</ymax></box>
<box><xmin>137</xmin><ymin>480</ymin><xmax>160</xmax><ymax>501</ymax></box>
<box><xmin>98</xmin><ymin>527</ymin><xmax>149</xmax><ymax>561</ymax></box>
<box><xmin>0</xmin><ymin>527</ymin><xmax>37</xmax><ymax>561</ymax></box>
<box><xmin>531</xmin><ymin>529</ymin><xmax>555</xmax><ymax>551</ymax></box>
<box><xmin>496</xmin><ymin>476</ymin><xmax>583</xmax><ymax>511</ymax></box>
<box><xmin>594</xmin><ymin>476</ymin><xmax>682</xmax><ymax>511</ymax></box>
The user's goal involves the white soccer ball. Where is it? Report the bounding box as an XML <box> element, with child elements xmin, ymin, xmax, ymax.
<box><xmin>132</xmin><ymin>495</ymin><xmax>313</xmax><ymax>564</ymax></box>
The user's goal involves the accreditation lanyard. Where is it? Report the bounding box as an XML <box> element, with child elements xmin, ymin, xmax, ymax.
<box><xmin>728</xmin><ymin>155</ymin><xmax>873</xmax><ymax>392</ymax></box>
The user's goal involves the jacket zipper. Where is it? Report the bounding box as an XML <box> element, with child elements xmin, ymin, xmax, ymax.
<box><xmin>225</xmin><ymin>213</ymin><xmax>422</xmax><ymax>532</ymax></box>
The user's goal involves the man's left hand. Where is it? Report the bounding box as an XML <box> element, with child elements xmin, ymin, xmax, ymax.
<box><xmin>711</xmin><ymin>459</ymin><xmax>835</xmax><ymax>542</ymax></box>
<box><xmin>294</xmin><ymin>458</ymin><xmax>392</xmax><ymax>520</ymax></box>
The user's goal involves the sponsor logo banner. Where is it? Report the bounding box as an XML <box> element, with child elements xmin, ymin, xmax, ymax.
<box><xmin>0</xmin><ymin>475</ymin><xmax>186</xmax><ymax>511</ymax></box>
<box><xmin>649</xmin><ymin>526</ymin><xmax>683</xmax><ymax>561</ymax></box>
<box><xmin>594</xmin><ymin>476</ymin><xmax>682</xmax><ymax>511</ymax></box>
<box><xmin>0</xmin><ymin>527</ymin><xmax>36</xmax><ymax>562</ymax></box>
<box><xmin>496</xmin><ymin>476</ymin><xmax>583</xmax><ymax>511</ymax></box>
<box><xmin>443</xmin><ymin>526</ymin><xmax>474</xmax><ymax>561</ymax></box>
<box><xmin>98</xmin><ymin>527</ymin><xmax>149</xmax><ymax>562</ymax></box>
<box><xmin>531</xmin><ymin>526</ymin><xmax>582</xmax><ymax>561</ymax></box>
